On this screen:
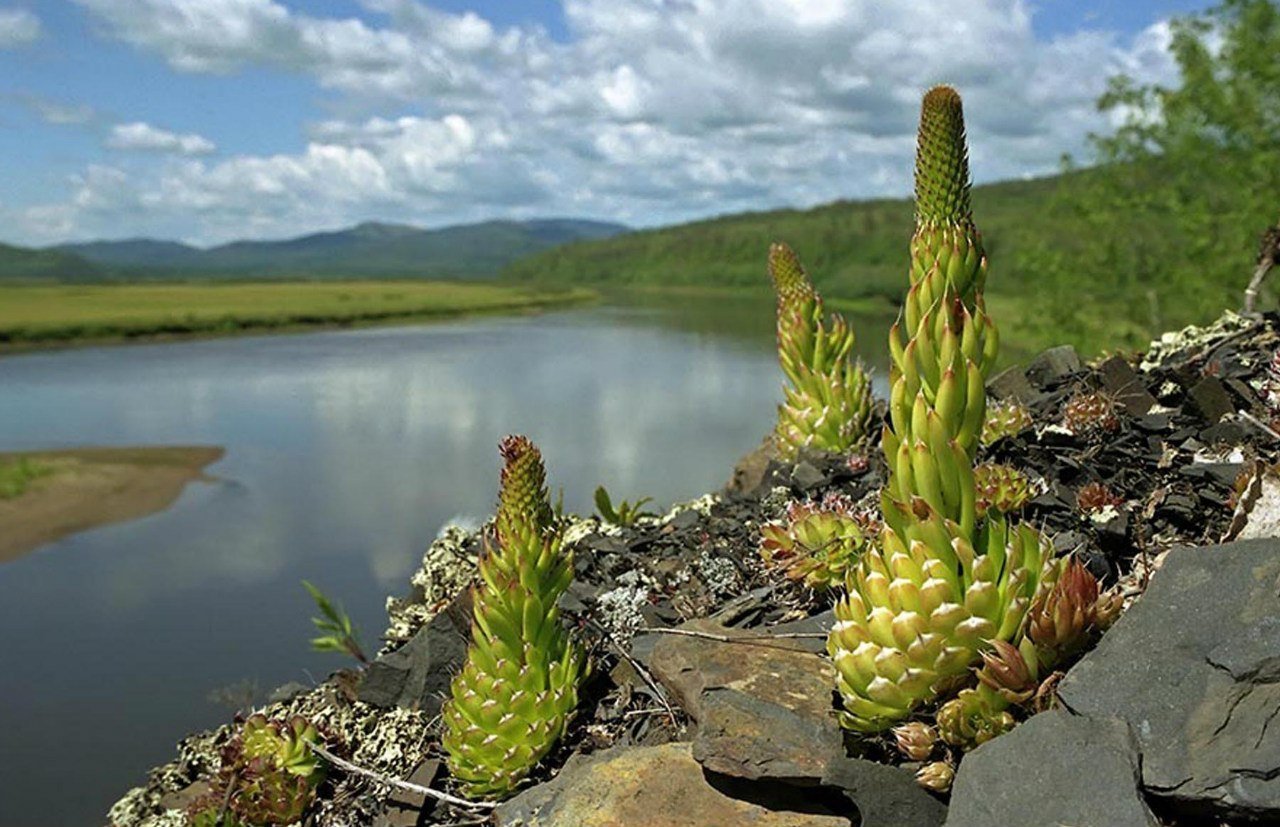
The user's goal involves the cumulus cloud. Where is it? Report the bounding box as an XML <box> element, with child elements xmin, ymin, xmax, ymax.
<box><xmin>0</xmin><ymin>7</ymin><xmax>40</xmax><ymax>47</ymax></box>
<box><xmin>11</xmin><ymin>0</ymin><xmax>1185</xmax><ymax>244</ymax></box>
<box><xmin>107</xmin><ymin>122</ymin><xmax>217</xmax><ymax>154</ymax></box>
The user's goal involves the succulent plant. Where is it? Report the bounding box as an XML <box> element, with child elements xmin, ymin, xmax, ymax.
<box><xmin>758</xmin><ymin>493</ymin><xmax>877</xmax><ymax>591</ymax></box>
<box><xmin>892</xmin><ymin>721</ymin><xmax>939</xmax><ymax>762</ymax></box>
<box><xmin>936</xmin><ymin>685</ymin><xmax>1018</xmax><ymax>749</ymax></box>
<box><xmin>769</xmin><ymin>242</ymin><xmax>874</xmax><ymax>457</ymax></box>
<box><xmin>938</xmin><ymin>559</ymin><xmax>1121</xmax><ymax>750</ymax></box>
<box><xmin>441</xmin><ymin>436</ymin><xmax>586</xmax><ymax>799</ymax></box>
<box><xmin>916</xmin><ymin>760</ymin><xmax>956</xmax><ymax>793</ymax></box>
<box><xmin>828</xmin><ymin>86</ymin><xmax>1057</xmax><ymax>733</ymax></box>
<box><xmin>1061</xmin><ymin>391</ymin><xmax>1120</xmax><ymax>437</ymax></box>
<box><xmin>973</xmin><ymin>463</ymin><xmax>1033</xmax><ymax>517</ymax></box>
<box><xmin>1075</xmin><ymin>481</ymin><xmax>1124</xmax><ymax>514</ymax></box>
<box><xmin>1028</xmin><ymin>557</ymin><xmax>1122</xmax><ymax>657</ymax></box>
<box><xmin>189</xmin><ymin>714</ymin><xmax>325</xmax><ymax>827</ymax></box>
<box><xmin>981</xmin><ymin>399</ymin><xmax>1034</xmax><ymax>446</ymax></box>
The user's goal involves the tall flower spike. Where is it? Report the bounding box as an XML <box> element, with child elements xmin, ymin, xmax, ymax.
<box><xmin>769</xmin><ymin>242</ymin><xmax>874</xmax><ymax>456</ymax></box>
<box><xmin>829</xmin><ymin>86</ymin><xmax>1056</xmax><ymax>733</ymax></box>
<box><xmin>442</xmin><ymin>436</ymin><xmax>586</xmax><ymax>798</ymax></box>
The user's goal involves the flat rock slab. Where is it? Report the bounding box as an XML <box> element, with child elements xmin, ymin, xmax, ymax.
<box><xmin>643</xmin><ymin>619</ymin><xmax>841</xmax><ymax>783</ymax></box>
<box><xmin>822</xmin><ymin>754</ymin><xmax>947</xmax><ymax>827</ymax></box>
<box><xmin>945</xmin><ymin>710</ymin><xmax>1156</xmax><ymax>827</ymax></box>
<box><xmin>494</xmin><ymin>743</ymin><xmax>851</xmax><ymax>827</ymax></box>
<box><xmin>1059</xmin><ymin>539</ymin><xmax>1280</xmax><ymax>821</ymax></box>
<box><xmin>357</xmin><ymin>590</ymin><xmax>471</xmax><ymax>717</ymax></box>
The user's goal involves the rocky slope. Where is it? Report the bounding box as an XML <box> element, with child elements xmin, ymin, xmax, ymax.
<box><xmin>110</xmin><ymin>311</ymin><xmax>1280</xmax><ymax>827</ymax></box>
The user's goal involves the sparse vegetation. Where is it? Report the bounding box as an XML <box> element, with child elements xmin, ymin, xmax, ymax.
<box><xmin>303</xmin><ymin>581</ymin><xmax>368</xmax><ymax>665</ymax></box>
<box><xmin>593</xmin><ymin>485</ymin><xmax>656</xmax><ymax>527</ymax></box>
<box><xmin>0</xmin><ymin>457</ymin><xmax>52</xmax><ymax>499</ymax></box>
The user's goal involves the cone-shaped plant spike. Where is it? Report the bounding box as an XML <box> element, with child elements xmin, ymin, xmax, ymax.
<box><xmin>829</xmin><ymin>86</ymin><xmax>1056</xmax><ymax>733</ymax></box>
<box><xmin>442</xmin><ymin>436</ymin><xmax>586</xmax><ymax>798</ymax></box>
<box><xmin>769</xmin><ymin>242</ymin><xmax>874</xmax><ymax>456</ymax></box>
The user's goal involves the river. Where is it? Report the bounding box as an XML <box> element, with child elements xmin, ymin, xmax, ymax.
<box><xmin>0</xmin><ymin>296</ymin><xmax>892</xmax><ymax>826</ymax></box>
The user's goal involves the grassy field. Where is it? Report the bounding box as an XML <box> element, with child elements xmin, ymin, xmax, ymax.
<box><xmin>0</xmin><ymin>458</ymin><xmax>52</xmax><ymax>499</ymax></box>
<box><xmin>0</xmin><ymin>280</ymin><xmax>595</xmax><ymax>348</ymax></box>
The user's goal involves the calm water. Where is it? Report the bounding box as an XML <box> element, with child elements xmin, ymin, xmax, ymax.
<box><xmin>0</xmin><ymin>298</ymin><xmax>890</xmax><ymax>826</ymax></box>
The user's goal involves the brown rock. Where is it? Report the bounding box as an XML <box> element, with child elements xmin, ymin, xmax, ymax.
<box><xmin>494</xmin><ymin>743</ymin><xmax>851</xmax><ymax>827</ymax></box>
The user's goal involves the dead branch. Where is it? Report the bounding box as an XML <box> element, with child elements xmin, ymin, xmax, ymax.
<box><xmin>306</xmin><ymin>741</ymin><xmax>495</xmax><ymax>812</ymax></box>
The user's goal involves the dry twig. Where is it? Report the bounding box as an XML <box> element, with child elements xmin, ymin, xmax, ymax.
<box><xmin>306</xmin><ymin>741</ymin><xmax>495</xmax><ymax>812</ymax></box>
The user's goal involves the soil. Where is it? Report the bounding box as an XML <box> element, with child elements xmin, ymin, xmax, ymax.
<box><xmin>0</xmin><ymin>445</ymin><xmax>225</xmax><ymax>561</ymax></box>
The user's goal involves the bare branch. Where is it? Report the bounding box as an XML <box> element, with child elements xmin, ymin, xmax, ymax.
<box><xmin>306</xmin><ymin>741</ymin><xmax>495</xmax><ymax>812</ymax></box>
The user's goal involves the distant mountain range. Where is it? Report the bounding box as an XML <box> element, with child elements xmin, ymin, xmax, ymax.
<box><xmin>0</xmin><ymin>218</ymin><xmax>628</xmax><ymax>282</ymax></box>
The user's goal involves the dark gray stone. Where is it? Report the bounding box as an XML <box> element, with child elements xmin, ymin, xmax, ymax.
<box><xmin>987</xmin><ymin>365</ymin><xmax>1037</xmax><ymax>403</ymax></box>
<box><xmin>1059</xmin><ymin>540</ymin><xmax>1280</xmax><ymax>821</ymax></box>
<box><xmin>822</xmin><ymin>753</ymin><xmax>947</xmax><ymax>827</ymax></box>
<box><xmin>1186</xmin><ymin>375</ymin><xmax>1235</xmax><ymax>423</ymax></box>
<box><xmin>357</xmin><ymin>591</ymin><xmax>471</xmax><ymax>716</ymax></box>
<box><xmin>791</xmin><ymin>460</ymin><xmax>828</xmax><ymax>491</ymax></box>
<box><xmin>372</xmin><ymin>759</ymin><xmax>441</xmax><ymax>827</ymax></box>
<box><xmin>1026</xmin><ymin>345</ymin><xmax>1081</xmax><ymax>389</ymax></box>
<box><xmin>763</xmin><ymin>609</ymin><xmax>835</xmax><ymax>654</ymax></box>
<box><xmin>1098</xmin><ymin>355</ymin><xmax>1158</xmax><ymax>417</ymax></box>
<box><xmin>944</xmin><ymin>710</ymin><xmax>1156</xmax><ymax>827</ymax></box>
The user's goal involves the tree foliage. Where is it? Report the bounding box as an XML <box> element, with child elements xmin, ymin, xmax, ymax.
<box><xmin>1028</xmin><ymin>0</ymin><xmax>1280</xmax><ymax>332</ymax></box>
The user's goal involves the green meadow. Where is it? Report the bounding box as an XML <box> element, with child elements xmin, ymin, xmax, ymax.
<box><xmin>0</xmin><ymin>281</ymin><xmax>594</xmax><ymax>348</ymax></box>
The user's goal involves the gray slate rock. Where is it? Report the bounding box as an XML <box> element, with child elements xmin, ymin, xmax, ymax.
<box><xmin>1098</xmin><ymin>355</ymin><xmax>1158</xmax><ymax>417</ymax></box>
<box><xmin>357</xmin><ymin>590</ymin><xmax>471</xmax><ymax>716</ymax></box>
<box><xmin>945</xmin><ymin>710</ymin><xmax>1156</xmax><ymax>827</ymax></box>
<box><xmin>1026</xmin><ymin>345</ymin><xmax>1081</xmax><ymax>389</ymax></box>
<box><xmin>1186</xmin><ymin>375</ymin><xmax>1235</xmax><ymax>423</ymax></box>
<box><xmin>1059</xmin><ymin>539</ymin><xmax>1280</xmax><ymax>821</ymax></box>
<box><xmin>822</xmin><ymin>753</ymin><xmax>946</xmax><ymax>827</ymax></box>
<box><xmin>987</xmin><ymin>365</ymin><xmax>1037</xmax><ymax>403</ymax></box>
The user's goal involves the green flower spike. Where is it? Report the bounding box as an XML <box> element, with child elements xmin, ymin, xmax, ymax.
<box><xmin>829</xmin><ymin>86</ymin><xmax>1057</xmax><ymax>733</ymax></box>
<box><xmin>769</xmin><ymin>242</ymin><xmax>874</xmax><ymax>457</ymax></box>
<box><xmin>442</xmin><ymin>435</ymin><xmax>586</xmax><ymax>799</ymax></box>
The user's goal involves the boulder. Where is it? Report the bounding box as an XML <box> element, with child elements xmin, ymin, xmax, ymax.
<box><xmin>494</xmin><ymin>743</ymin><xmax>851</xmax><ymax>826</ymax></box>
<box><xmin>1059</xmin><ymin>539</ymin><xmax>1280</xmax><ymax>821</ymax></box>
<box><xmin>945</xmin><ymin>710</ymin><xmax>1156</xmax><ymax>827</ymax></box>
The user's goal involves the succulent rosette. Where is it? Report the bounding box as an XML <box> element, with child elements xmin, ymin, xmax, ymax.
<box><xmin>189</xmin><ymin>714</ymin><xmax>325</xmax><ymax>827</ymax></box>
<box><xmin>441</xmin><ymin>436</ymin><xmax>586</xmax><ymax>799</ymax></box>
<box><xmin>769</xmin><ymin>242</ymin><xmax>874</xmax><ymax>456</ymax></box>
<box><xmin>759</xmin><ymin>494</ymin><xmax>877</xmax><ymax>591</ymax></box>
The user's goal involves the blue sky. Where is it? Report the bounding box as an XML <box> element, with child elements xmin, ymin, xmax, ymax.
<box><xmin>0</xmin><ymin>1</ymin><xmax>1211</xmax><ymax>246</ymax></box>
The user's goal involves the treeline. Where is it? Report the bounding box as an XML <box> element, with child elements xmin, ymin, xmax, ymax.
<box><xmin>506</xmin><ymin>1</ymin><xmax>1280</xmax><ymax>360</ymax></box>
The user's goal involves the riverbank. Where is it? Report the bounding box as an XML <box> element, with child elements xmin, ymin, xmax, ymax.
<box><xmin>0</xmin><ymin>446</ymin><xmax>224</xmax><ymax>561</ymax></box>
<box><xmin>108</xmin><ymin>312</ymin><xmax>1280</xmax><ymax>827</ymax></box>
<box><xmin>0</xmin><ymin>281</ymin><xmax>596</xmax><ymax>353</ymax></box>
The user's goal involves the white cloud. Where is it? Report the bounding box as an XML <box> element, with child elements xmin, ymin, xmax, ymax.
<box><xmin>0</xmin><ymin>7</ymin><xmax>39</xmax><ymax>47</ymax></box>
<box><xmin>10</xmin><ymin>0</ymin><xmax>1185</xmax><ymax>244</ymax></box>
<box><xmin>108</xmin><ymin>122</ymin><xmax>217</xmax><ymax>155</ymax></box>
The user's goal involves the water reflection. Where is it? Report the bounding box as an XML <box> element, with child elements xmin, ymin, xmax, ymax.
<box><xmin>0</xmin><ymin>299</ymin><xmax>892</xmax><ymax>826</ymax></box>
